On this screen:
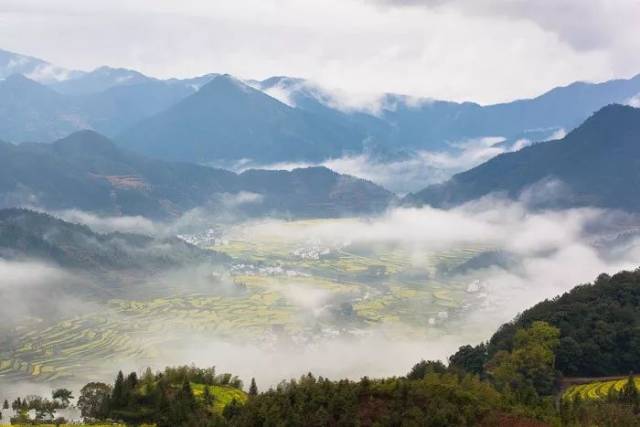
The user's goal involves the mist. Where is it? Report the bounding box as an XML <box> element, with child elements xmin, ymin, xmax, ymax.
<box><xmin>224</xmin><ymin>136</ymin><xmax>557</xmax><ymax>194</ymax></box>
<box><xmin>2</xmin><ymin>196</ymin><xmax>639</xmax><ymax>394</ymax></box>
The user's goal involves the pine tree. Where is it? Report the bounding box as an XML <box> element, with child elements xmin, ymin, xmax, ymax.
<box><xmin>222</xmin><ymin>398</ymin><xmax>242</xmax><ymax>420</ymax></box>
<box><xmin>249</xmin><ymin>378</ymin><xmax>258</xmax><ymax>396</ymax></box>
<box><xmin>620</xmin><ymin>373</ymin><xmax>639</xmax><ymax>406</ymax></box>
<box><xmin>203</xmin><ymin>385</ymin><xmax>214</xmax><ymax>406</ymax></box>
<box><xmin>111</xmin><ymin>371</ymin><xmax>125</xmax><ymax>409</ymax></box>
<box><xmin>181</xmin><ymin>379</ymin><xmax>196</xmax><ymax>410</ymax></box>
<box><xmin>2</xmin><ymin>399</ymin><xmax>7</xmax><ymax>410</ymax></box>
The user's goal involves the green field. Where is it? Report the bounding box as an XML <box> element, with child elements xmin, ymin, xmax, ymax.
<box><xmin>563</xmin><ymin>377</ymin><xmax>640</xmax><ymax>400</ymax></box>
<box><xmin>0</xmin><ymin>218</ymin><xmax>493</xmax><ymax>385</ymax></box>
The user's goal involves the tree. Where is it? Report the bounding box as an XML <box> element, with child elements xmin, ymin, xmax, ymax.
<box><xmin>449</xmin><ymin>344</ymin><xmax>487</xmax><ymax>376</ymax></box>
<box><xmin>222</xmin><ymin>398</ymin><xmax>242</xmax><ymax>420</ymax></box>
<box><xmin>249</xmin><ymin>378</ymin><xmax>258</xmax><ymax>396</ymax></box>
<box><xmin>52</xmin><ymin>388</ymin><xmax>73</xmax><ymax>408</ymax></box>
<box><xmin>620</xmin><ymin>374</ymin><xmax>639</xmax><ymax>407</ymax></box>
<box><xmin>111</xmin><ymin>370</ymin><xmax>126</xmax><ymax>409</ymax></box>
<box><xmin>406</xmin><ymin>360</ymin><xmax>447</xmax><ymax>380</ymax></box>
<box><xmin>487</xmin><ymin>321</ymin><xmax>560</xmax><ymax>401</ymax></box>
<box><xmin>203</xmin><ymin>385</ymin><xmax>214</xmax><ymax>406</ymax></box>
<box><xmin>11</xmin><ymin>397</ymin><xmax>21</xmax><ymax>411</ymax></box>
<box><xmin>1</xmin><ymin>400</ymin><xmax>7</xmax><ymax>410</ymax></box>
<box><xmin>77</xmin><ymin>382</ymin><xmax>112</xmax><ymax>420</ymax></box>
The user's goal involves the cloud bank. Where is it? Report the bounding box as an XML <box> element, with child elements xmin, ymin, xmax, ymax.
<box><xmin>1</xmin><ymin>0</ymin><xmax>638</xmax><ymax>104</ymax></box>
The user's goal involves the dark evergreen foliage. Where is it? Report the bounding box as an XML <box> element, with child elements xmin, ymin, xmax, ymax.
<box><xmin>488</xmin><ymin>269</ymin><xmax>640</xmax><ymax>376</ymax></box>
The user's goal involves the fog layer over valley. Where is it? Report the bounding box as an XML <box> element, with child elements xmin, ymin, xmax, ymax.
<box><xmin>2</xmin><ymin>198</ymin><xmax>639</xmax><ymax>392</ymax></box>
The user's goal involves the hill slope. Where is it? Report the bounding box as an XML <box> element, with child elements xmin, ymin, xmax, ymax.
<box><xmin>0</xmin><ymin>74</ymin><xmax>87</xmax><ymax>142</ymax></box>
<box><xmin>0</xmin><ymin>130</ymin><xmax>393</xmax><ymax>219</ymax></box>
<box><xmin>0</xmin><ymin>48</ymin><xmax>82</xmax><ymax>83</ymax></box>
<box><xmin>488</xmin><ymin>269</ymin><xmax>640</xmax><ymax>377</ymax></box>
<box><xmin>409</xmin><ymin>105</ymin><xmax>640</xmax><ymax>211</ymax></box>
<box><xmin>0</xmin><ymin>208</ymin><xmax>215</xmax><ymax>272</ymax></box>
<box><xmin>0</xmin><ymin>74</ymin><xmax>204</xmax><ymax>142</ymax></box>
<box><xmin>118</xmin><ymin>75</ymin><xmax>365</xmax><ymax>163</ymax></box>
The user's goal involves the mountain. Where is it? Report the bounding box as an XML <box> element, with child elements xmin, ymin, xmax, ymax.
<box><xmin>118</xmin><ymin>75</ymin><xmax>366</xmax><ymax>163</ymax></box>
<box><xmin>408</xmin><ymin>105</ymin><xmax>640</xmax><ymax>211</ymax></box>
<box><xmin>76</xmin><ymin>80</ymin><xmax>200</xmax><ymax>135</ymax></box>
<box><xmin>3</xmin><ymin>47</ymin><xmax>639</xmax><ymax>166</ymax></box>
<box><xmin>0</xmin><ymin>74</ymin><xmax>204</xmax><ymax>142</ymax></box>
<box><xmin>0</xmin><ymin>130</ymin><xmax>394</xmax><ymax>219</ymax></box>
<box><xmin>0</xmin><ymin>48</ymin><xmax>82</xmax><ymax>83</ymax></box>
<box><xmin>256</xmin><ymin>73</ymin><xmax>640</xmax><ymax>153</ymax></box>
<box><xmin>50</xmin><ymin>66</ymin><xmax>153</xmax><ymax>95</ymax></box>
<box><xmin>0</xmin><ymin>208</ymin><xmax>216</xmax><ymax>272</ymax></box>
<box><xmin>0</xmin><ymin>74</ymin><xmax>87</xmax><ymax>142</ymax></box>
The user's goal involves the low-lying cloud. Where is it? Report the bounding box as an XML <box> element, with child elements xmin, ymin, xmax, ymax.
<box><xmin>229</xmin><ymin>136</ymin><xmax>536</xmax><ymax>194</ymax></box>
<box><xmin>2</xmin><ymin>196</ymin><xmax>640</xmax><ymax>390</ymax></box>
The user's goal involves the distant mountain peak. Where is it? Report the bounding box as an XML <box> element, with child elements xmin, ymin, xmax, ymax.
<box><xmin>199</xmin><ymin>73</ymin><xmax>257</xmax><ymax>95</ymax></box>
<box><xmin>408</xmin><ymin>103</ymin><xmax>640</xmax><ymax>211</ymax></box>
<box><xmin>0</xmin><ymin>48</ymin><xmax>82</xmax><ymax>83</ymax></box>
<box><xmin>52</xmin><ymin>129</ymin><xmax>121</xmax><ymax>157</ymax></box>
<box><xmin>561</xmin><ymin>103</ymin><xmax>639</xmax><ymax>144</ymax></box>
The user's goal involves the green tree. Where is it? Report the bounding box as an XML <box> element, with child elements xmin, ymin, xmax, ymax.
<box><xmin>203</xmin><ymin>385</ymin><xmax>214</xmax><ymax>406</ymax></box>
<box><xmin>449</xmin><ymin>343</ymin><xmax>487</xmax><ymax>376</ymax></box>
<box><xmin>78</xmin><ymin>382</ymin><xmax>112</xmax><ymax>420</ymax></box>
<box><xmin>111</xmin><ymin>370</ymin><xmax>126</xmax><ymax>409</ymax></box>
<box><xmin>406</xmin><ymin>360</ymin><xmax>447</xmax><ymax>380</ymax></box>
<box><xmin>222</xmin><ymin>398</ymin><xmax>242</xmax><ymax>420</ymax></box>
<box><xmin>52</xmin><ymin>388</ymin><xmax>73</xmax><ymax>408</ymax></box>
<box><xmin>487</xmin><ymin>321</ymin><xmax>560</xmax><ymax>401</ymax></box>
<box><xmin>249</xmin><ymin>378</ymin><xmax>258</xmax><ymax>396</ymax></box>
<box><xmin>620</xmin><ymin>374</ymin><xmax>639</xmax><ymax>407</ymax></box>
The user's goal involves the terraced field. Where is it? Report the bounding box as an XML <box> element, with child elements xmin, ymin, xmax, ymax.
<box><xmin>192</xmin><ymin>383</ymin><xmax>248</xmax><ymax>413</ymax></box>
<box><xmin>0</xmin><ymin>218</ymin><xmax>495</xmax><ymax>385</ymax></box>
<box><xmin>563</xmin><ymin>377</ymin><xmax>640</xmax><ymax>400</ymax></box>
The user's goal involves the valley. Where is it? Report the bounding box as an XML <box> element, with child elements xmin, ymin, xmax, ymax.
<box><xmin>2</xmin><ymin>8</ymin><xmax>640</xmax><ymax>423</ymax></box>
<box><xmin>0</xmin><ymin>218</ymin><xmax>491</xmax><ymax>386</ymax></box>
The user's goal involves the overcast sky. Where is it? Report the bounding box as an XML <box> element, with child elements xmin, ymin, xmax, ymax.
<box><xmin>1</xmin><ymin>0</ymin><xmax>639</xmax><ymax>104</ymax></box>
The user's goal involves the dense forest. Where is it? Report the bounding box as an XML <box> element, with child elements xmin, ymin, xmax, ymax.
<box><xmin>487</xmin><ymin>269</ymin><xmax>640</xmax><ymax>377</ymax></box>
<box><xmin>3</xmin><ymin>269</ymin><xmax>640</xmax><ymax>426</ymax></box>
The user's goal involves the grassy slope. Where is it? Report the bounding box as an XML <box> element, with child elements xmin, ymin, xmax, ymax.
<box><xmin>192</xmin><ymin>383</ymin><xmax>248</xmax><ymax>414</ymax></box>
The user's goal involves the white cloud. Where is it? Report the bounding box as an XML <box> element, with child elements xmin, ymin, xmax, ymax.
<box><xmin>626</xmin><ymin>93</ymin><xmax>640</xmax><ymax>108</ymax></box>
<box><xmin>54</xmin><ymin>209</ymin><xmax>158</xmax><ymax>235</ymax></box>
<box><xmin>376</xmin><ymin>0</ymin><xmax>640</xmax><ymax>52</ymax></box>
<box><xmin>0</xmin><ymin>0</ymin><xmax>637</xmax><ymax>103</ymax></box>
<box><xmin>232</xmin><ymin>136</ymin><xmax>513</xmax><ymax>193</ymax></box>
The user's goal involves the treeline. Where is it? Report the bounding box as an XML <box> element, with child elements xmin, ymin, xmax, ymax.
<box><xmin>78</xmin><ymin>366</ymin><xmax>242</xmax><ymax>426</ymax></box>
<box><xmin>2</xmin><ymin>388</ymin><xmax>73</xmax><ymax>425</ymax></box>
<box><xmin>4</xmin><ymin>269</ymin><xmax>640</xmax><ymax>426</ymax></box>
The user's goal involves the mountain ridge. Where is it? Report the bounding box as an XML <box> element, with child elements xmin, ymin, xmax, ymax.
<box><xmin>0</xmin><ymin>130</ymin><xmax>394</xmax><ymax>219</ymax></box>
<box><xmin>407</xmin><ymin>104</ymin><xmax>640</xmax><ymax>211</ymax></box>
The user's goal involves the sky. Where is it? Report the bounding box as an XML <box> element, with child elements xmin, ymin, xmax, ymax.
<box><xmin>0</xmin><ymin>0</ymin><xmax>639</xmax><ymax>104</ymax></box>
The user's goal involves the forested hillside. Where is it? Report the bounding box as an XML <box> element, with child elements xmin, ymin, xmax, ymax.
<box><xmin>0</xmin><ymin>130</ymin><xmax>394</xmax><ymax>219</ymax></box>
<box><xmin>488</xmin><ymin>269</ymin><xmax>640</xmax><ymax>377</ymax></box>
<box><xmin>0</xmin><ymin>208</ymin><xmax>218</xmax><ymax>272</ymax></box>
<box><xmin>409</xmin><ymin>105</ymin><xmax>640</xmax><ymax>211</ymax></box>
